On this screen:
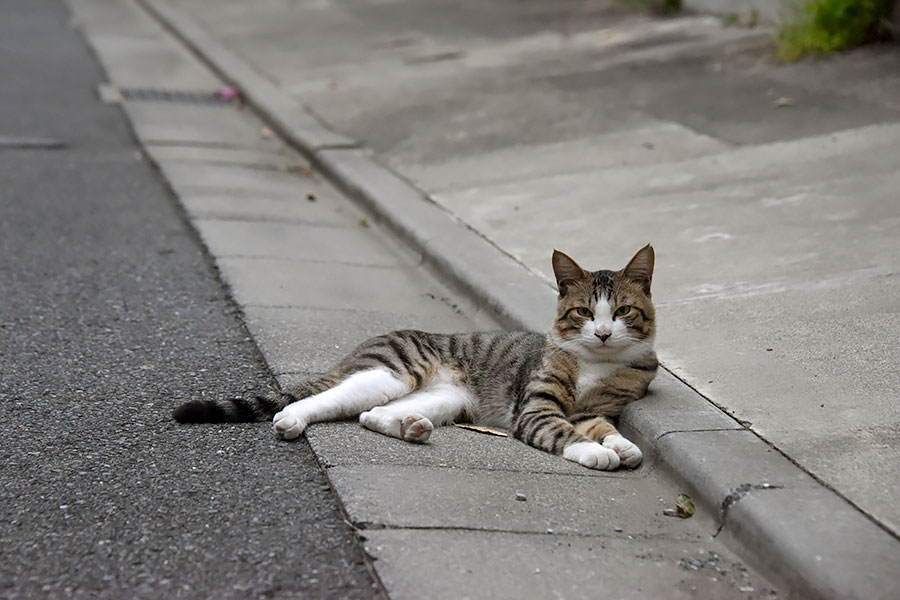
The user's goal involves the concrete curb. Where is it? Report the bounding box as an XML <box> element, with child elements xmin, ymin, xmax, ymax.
<box><xmin>140</xmin><ymin>1</ymin><xmax>900</xmax><ymax>598</ymax></box>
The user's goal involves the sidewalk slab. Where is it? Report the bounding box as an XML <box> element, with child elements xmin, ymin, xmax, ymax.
<box><xmin>329</xmin><ymin>465</ymin><xmax>689</xmax><ymax>536</ymax></box>
<box><xmin>160</xmin><ymin>162</ymin><xmax>316</xmax><ymax>196</ymax></box>
<box><xmin>193</xmin><ymin>219</ymin><xmax>411</xmax><ymax>267</ymax></box>
<box><xmin>395</xmin><ymin>121</ymin><xmax>731</xmax><ymax>194</ymax></box>
<box><xmin>241</xmin><ymin>306</ymin><xmax>486</xmax><ymax>376</ymax></box>
<box><xmin>174</xmin><ymin>187</ymin><xmax>366</xmax><ymax>227</ymax></box>
<box><xmin>362</xmin><ymin>528</ymin><xmax>778</xmax><ymax>600</ymax></box>
<box><xmin>70</xmin><ymin>0</ymin><xmax>220</xmax><ymax>90</ymax></box>
<box><xmin>305</xmin><ymin>422</ymin><xmax>629</xmax><ymax>476</ymax></box>
<box><xmin>143</xmin><ymin>143</ymin><xmax>302</xmax><ymax>169</ymax></box>
<box><xmin>122</xmin><ymin>102</ymin><xmax>286</xmax><ymax>150</ymax></box>
<box><xmin>541</xmin><ymin>56</ymin><xmax>899</xmax><ymax>147</ymax></box>
<box><xmin>216</xmin><ymin>257</ymin><xmax>475</xmax><ymax>315</ymax></box>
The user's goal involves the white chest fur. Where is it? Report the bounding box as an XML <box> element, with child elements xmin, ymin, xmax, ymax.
<box><xmin>575</xmin><ymin>360</ymin><xmax>621</xmax><ymax>398</ymax></box>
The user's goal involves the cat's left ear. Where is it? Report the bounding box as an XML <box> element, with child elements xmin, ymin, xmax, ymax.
<box><xmin>622</xmin><ymin>244</ymin><xmax>654</xmax><ymax>295</ymax></box>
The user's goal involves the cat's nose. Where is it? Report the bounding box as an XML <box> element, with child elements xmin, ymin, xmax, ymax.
<box><xmin>595</xmin><ymin>332</ymin><xmax>611</xmax><ymax>342</ymax></box>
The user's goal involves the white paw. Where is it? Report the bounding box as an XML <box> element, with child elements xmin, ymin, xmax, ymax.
<box><xmin>400</xmin><ymin>414</ymin><xmax>433</xmax><ymax>443</ymax></box>
<box><xmin>360</xmin><ymin>407</ymin><xmax>401</xmax><ymax>437</ymax></box>
<box><xmin>603</xmin><ymin>434</ymin><xmax>643</xmax><ymax>468</ymax></box>
<box><xmin>360</xmin><ymin>409</ymin><xmax>433</xmax><ymax>443</ymax></box>
<box><xmin>563</xmin><ymin>441</ymin><xmax>621</xmax><ymax>471</ymax></box>
<box><xmin>273</xmin><ymin>410</ymin><xmax>306</xmax><ymax>440</ymax></box>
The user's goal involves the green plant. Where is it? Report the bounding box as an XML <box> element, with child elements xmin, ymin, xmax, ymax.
<box><xmin>776</xmin><ymin>0</ymin><xmax>894</xmax><ymax>61</ymax></box>
<box><xmin>660</xmin><ymin>0</ymin><xmax>682</xmax><ymax>12</ymax></box>
<box><xmin>744</xmin><ymin>9</ymin><xmax>759</xmax><ymax>27</ymax></box>
<box><xmin>617</xmin><ymin>0</ymin><xmax>682</xmax><ymax>14</ymax></box>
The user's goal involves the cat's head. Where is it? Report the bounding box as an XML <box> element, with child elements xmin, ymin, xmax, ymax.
<box><xmin>550</xmin><ymin>246</ymin><xmax>656</xmax><ymax>361</ymax></box>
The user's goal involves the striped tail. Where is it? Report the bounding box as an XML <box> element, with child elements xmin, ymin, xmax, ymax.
<box><xmin>172</xmin><ymin>375</ymin><xmax>336</xmax><ymax>424</ymax></box>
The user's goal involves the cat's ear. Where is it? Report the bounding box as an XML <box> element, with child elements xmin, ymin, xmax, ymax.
<box><xmin>622</xmin><ymin>244</ymin><xmax>654</xmax><ymax>295</ymax></box>
<box><xmin>552</xmin><ymin>250</ymin><xmax>587</xmax><ymax>296</ymax></box>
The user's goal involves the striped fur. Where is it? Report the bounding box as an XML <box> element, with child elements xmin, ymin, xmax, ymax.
<box><xmin>173</xmin><ymin>246</ymin><xmax>658</xmax><ymax>470</ymax></box>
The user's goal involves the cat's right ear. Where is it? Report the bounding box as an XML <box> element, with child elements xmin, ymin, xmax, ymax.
<box><xmin>622</xmin><ymin>244</ymin><xmax>655</xmax><ymax>295</ymax></box>
<box><xmin>552</xmin><ymin>250</ymin><xmax>587</xmax><ymax>296</ymax></box>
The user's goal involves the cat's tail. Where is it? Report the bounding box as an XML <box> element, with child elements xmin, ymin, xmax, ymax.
<box><xmin>172</xmin><ymin>375</ymin><xmax>336</xmax><ymax>424</ymax></box>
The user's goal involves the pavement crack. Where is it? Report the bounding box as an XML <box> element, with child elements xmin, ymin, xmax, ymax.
<box><xmin>655</xmin><ymin>428</ymin><xmax>742</xmax><ymax>441</ymax></box>
<box><xmin>353</xmin><ymin>523</ymin><xmax>663</xmax><ymax>540</ymax></box>
<box><xmin>714</xmin><ymin>482</ymin><xmax>784</xmax><ymax>537</ymax></box>
<box><xmin>316</xmin><ymin>141</ymin><xmax>362</xmax><ymax>150</ymax></box>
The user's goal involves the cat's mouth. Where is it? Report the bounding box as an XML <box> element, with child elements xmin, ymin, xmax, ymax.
<box><xmin>590</xmin><ymin>342</ymin><xmax>617</xmax><ymax>351</ymax></box>
<box><xmin>553</xmin><ymin>335</ymin><xmax>626</xmax><ymax>358</ymax></box>
<box><xmin>584</xmin><ymin>338</ymin><xmax>620</xmax><ymax>353</ymax></box>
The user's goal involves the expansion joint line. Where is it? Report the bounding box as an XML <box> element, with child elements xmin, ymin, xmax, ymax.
<box><xmin>713</xmin><ymin>482</ymin><xmax>784</xmax><ymax>538</ymax></box>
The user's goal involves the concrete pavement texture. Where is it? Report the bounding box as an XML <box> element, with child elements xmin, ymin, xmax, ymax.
<box><xmin>64</xmin><ymin>0</ymin><xmax>900</xmax><ymax>598</ymax></box>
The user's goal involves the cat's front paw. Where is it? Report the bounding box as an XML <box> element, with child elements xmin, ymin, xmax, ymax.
<box><xmin>273</xmin><ymin>410</ymin><xmax>306</xmax><ymax>440</ymax></box>
<box><xmin>563</xmin><ymin>441</ymin><xmax>620</xmax><ymax>471</ymax></box>
<box><xmin>602</xmin><ymin>434</ymin><xmax>642</xmax><ymax>468</ymax></box>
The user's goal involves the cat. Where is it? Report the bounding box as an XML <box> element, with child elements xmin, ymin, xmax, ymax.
<box><xmin>174</xmin><ymin>245</ymin><xmax>658</xmax><ymax>471</ymax></box>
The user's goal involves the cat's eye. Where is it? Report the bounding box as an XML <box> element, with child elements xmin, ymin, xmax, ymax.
<box><xmin>575</xmin><ymin>307</ymin><xmax>593</xmax><ymax>319</ymax></box>
<box><xmin>614</xmin><ymin>305</ymin><xmax>631</xmax><ymax>318</ymax></box>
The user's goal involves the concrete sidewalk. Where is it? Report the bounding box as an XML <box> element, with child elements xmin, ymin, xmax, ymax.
<box><xmin>73</xmin><ymin>0</ymin><xmax>900</xmax><ymax>597</ymax></box>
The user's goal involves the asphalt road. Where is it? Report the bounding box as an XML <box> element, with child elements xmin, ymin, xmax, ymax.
<box><xmin>0</xmin><ymin>2</ymin><xmax>380</xmax><ymax>598</ymax></box>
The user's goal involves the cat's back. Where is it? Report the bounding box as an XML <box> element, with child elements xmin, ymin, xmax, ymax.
<box><xmin>422</xmin><ymin>329</ymin><xmax>545</xmax><ymax>371</ymax></box>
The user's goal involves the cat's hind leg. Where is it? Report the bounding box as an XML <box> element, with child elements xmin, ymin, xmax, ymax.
<box><xmin>359</xmin><ymin>371</ymin><xmax>473</xmax><ymax>443</ymax></box>
<box><xmin>273</xmin><ymin>368</ymin><xmax>411</xmax><ymax>440</ymax></box>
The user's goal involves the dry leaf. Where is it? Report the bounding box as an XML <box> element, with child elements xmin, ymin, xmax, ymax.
<box><xmin>452</xmin><ymin>423</ymin><xmax>508</xmax><ymax>437</ymax></box>
<box><xmin>664</xmin><ymin>494</ymin><xmax>695</xmax><ymax>518</ymax></box>
<box><xmin>774</xmin><ymin>97</ymin><xmax>795</xmax><ymax>107</ymax></box>
<box><xmin>676</xmin><ymin>494</ymin><xmax>696</xmax><ymax>518</ymax></box>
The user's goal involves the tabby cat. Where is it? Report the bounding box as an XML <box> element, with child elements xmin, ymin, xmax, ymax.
<box><xmin>174</xmin><ymin>246</ymin><xmax>658</xmax><ymax>471</ymax></box>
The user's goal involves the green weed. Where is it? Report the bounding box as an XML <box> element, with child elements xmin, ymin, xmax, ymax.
<box><xmin>776</xmin><ymin>0</ymin><xmax>893</xmax><ymax>61</ymax></box>
<box><xmin>618</xmin><ymin>0</ymin><xmax>682</xmax><ymax>15</ymax></box>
